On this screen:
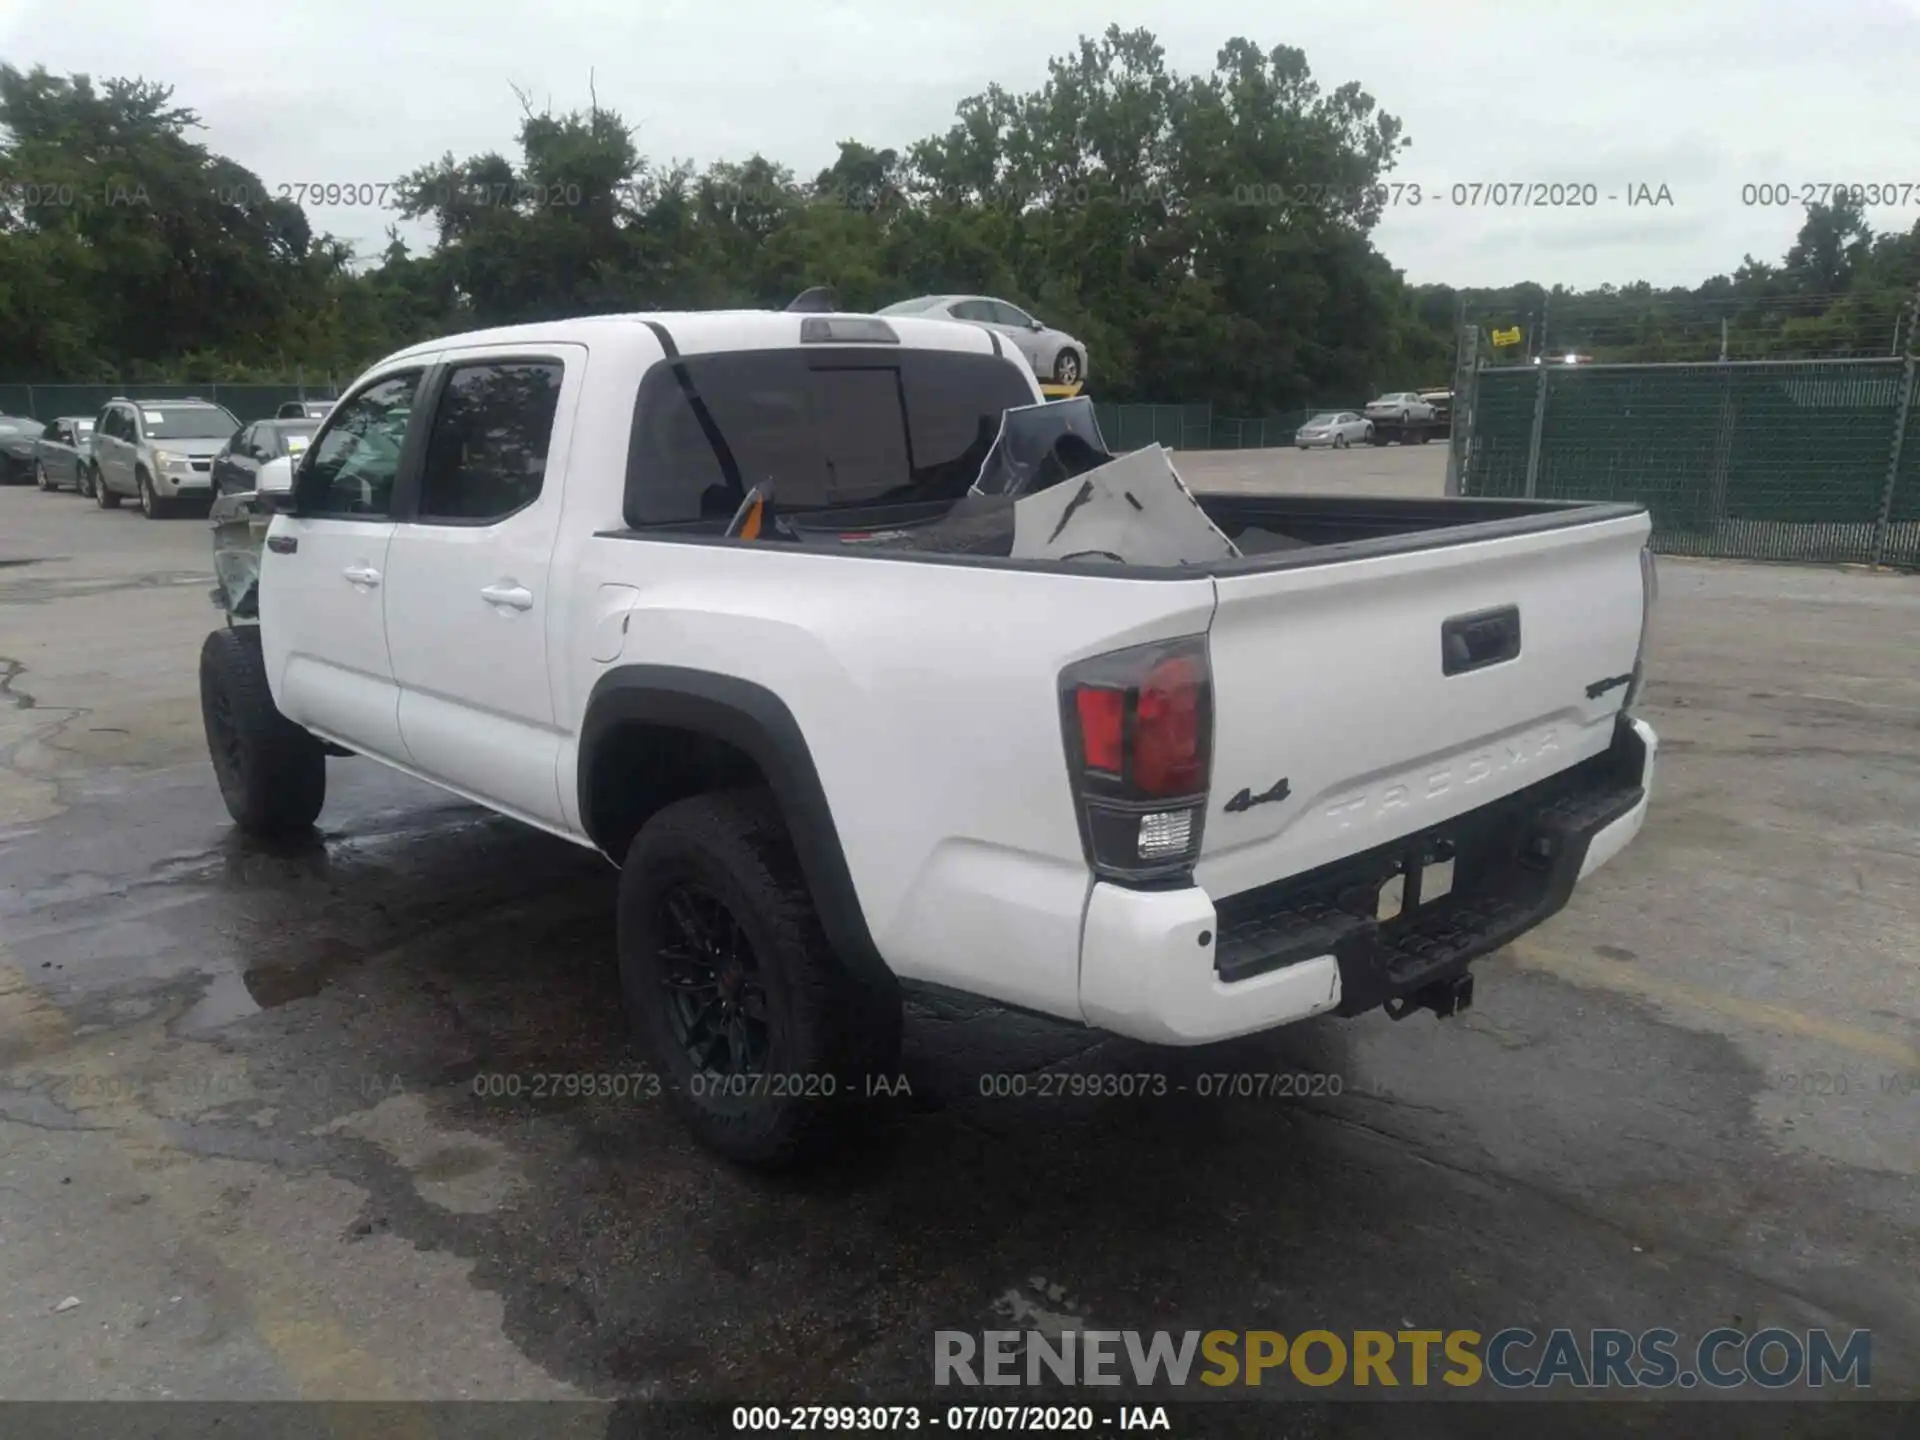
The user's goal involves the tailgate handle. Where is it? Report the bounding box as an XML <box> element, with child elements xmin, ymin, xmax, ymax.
<box><xmin>1442</xmin><ymin>605</ymin><xmax>1521</xmax><ymax>676</ymax></box>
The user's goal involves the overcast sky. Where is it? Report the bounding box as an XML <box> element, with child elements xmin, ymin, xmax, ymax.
<box><xmin>4</xmin><ymin>0</ymin><xmax>1918</xmax><ymax>290</ymax></box>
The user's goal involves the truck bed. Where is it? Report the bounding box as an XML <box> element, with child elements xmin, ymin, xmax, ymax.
<box><xmin>600</xmin><ymin>493</ymin><xmax>1643</xmax><ymax>577</ymax></box>
<box><xmin>1195</xmin><ymin>493</ymin><xmax>1640</xmax><ymax>568</ymax></box>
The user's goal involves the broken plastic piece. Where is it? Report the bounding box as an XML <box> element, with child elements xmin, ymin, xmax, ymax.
<box><xmin>1007</xmin><ymin>445</ymin><xmax>1241</xmax><ymax>566</ymax></box>
<box><xmin>970</xmin><ymin>397</ymin><xmax>1114</xmax><ymax>499</ymax></box>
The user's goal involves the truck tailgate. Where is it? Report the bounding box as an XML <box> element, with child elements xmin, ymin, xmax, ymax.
<box><xmin>1197</xmin><ymin>510</ymin><xmax>1650</xmax><ymax>902</ymax></box>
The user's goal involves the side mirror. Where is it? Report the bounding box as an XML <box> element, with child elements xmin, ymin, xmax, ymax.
<box><xmin>1029</xmin><ymin>319</ymin><xmax>1044</xmax><ymax>331</ymax></box>
<box><xmin>256</xmin><ymin>455</ymin><xmax>297</xmax><ymax>511</ymax></box>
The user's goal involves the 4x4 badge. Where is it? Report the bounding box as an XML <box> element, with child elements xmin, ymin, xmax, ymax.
<box><xmin>1224</xmin><ymin>777</ymin><xmax>1290</xmax><ymax>813</ymax></box>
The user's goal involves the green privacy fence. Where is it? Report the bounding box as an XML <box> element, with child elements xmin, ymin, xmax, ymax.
<box><xmin>0</xmin><ymin>382</ymin><xmax>340</xmax><ymax>426</ymax></box>
<box><xmin>1460</xmin><ymin>359</ymin><xmax>1920</xmax><ymax>568</ymax></box>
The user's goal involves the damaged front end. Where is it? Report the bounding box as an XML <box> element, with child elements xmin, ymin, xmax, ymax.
<box><xmin>209</xmin><ymin>490</ymin><xmax>271</xmax><ymax>620</ymax></box>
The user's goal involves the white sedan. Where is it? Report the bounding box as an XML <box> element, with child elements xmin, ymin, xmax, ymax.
<box><xmin>876</xmin><ymin>295</ymin><xmax>1088</xmax><ymax>385</ymax></box>
<box><xmin>1363</xmin><ymin>391</ymin><xmax>1437</xmax><ymax>425</ymax></box>
<box><xmin>1294</xmin><ymin>411</ymin><xmax>1373</xmax><ymax>449</ymax></box>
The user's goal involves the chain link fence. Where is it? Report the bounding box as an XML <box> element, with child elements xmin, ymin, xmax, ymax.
<box><xmin>0</xmin><ymin>382</ymin><xmax>341</xmax><ymax>426</ymax></box>
<box><xmin>1089</xmin><ymin>402</ymin><xmax>1213</xmax><ymax>451</ymax></box>
<box><xmin>1458</xmin><ymin>357</ymin><xmax>1920</xmax><ymax>569</ymax></box>
<box><xmin>1086</xmin><ymin>403</ymin><xmax>1378</xmax><ymax>451</ymax></box>
<box><xmin>4</xmin><ymin>385</ymin><xmax>1383</xmax><ymax>458</ymax></box>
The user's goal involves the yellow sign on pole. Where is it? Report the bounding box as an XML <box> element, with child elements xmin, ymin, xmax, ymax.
<box><xmin>1491</xmin><ymin>326</ymin><xmax>1523</xmax><ymax>347</ymax></box>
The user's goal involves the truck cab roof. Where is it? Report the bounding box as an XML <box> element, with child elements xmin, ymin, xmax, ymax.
<box><xmin>378</xmin><ymin>310</ymin><xmax>1004</xmax><ymax>367</ymax></box>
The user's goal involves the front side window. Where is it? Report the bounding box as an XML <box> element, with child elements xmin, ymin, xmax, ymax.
<box><xmin>298</xmin><ymin>372</ymin><xmax>421</xmax><ymax>518</ymax></box>
<box><xmin>416</xmin><ymin>361</ymin><xmax>564</xmax><ymax>522</ymax></box>
<box><xmin>991</xmin><ymin>300</ymin><xmax>1033</xmax><ymax>328</ymax></box>
<box><xmin>624</xmin><ymin>348</ymin><xmax>1037</xmax><ymax>526</ymax></box>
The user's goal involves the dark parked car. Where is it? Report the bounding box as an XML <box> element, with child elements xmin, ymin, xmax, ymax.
<box><xmin>210</xmin><ymin>418</ymin><xmax>321</xmax><ymax>496</ymax></box>
<box><xmin>275</xmin><ymin>400</ymin><xmax>333</xmax><ymax>420</ymax></box>
<box><xmin>33</xmin><ymin>416</ymin><xmax>95</xmax><ymax>490</ymax></box>
<box><xmin>0</xmin><ymin>415</ymin><xmax>42</xmax><ymax>484</ymax></box>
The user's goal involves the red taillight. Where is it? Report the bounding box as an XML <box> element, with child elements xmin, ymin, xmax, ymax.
<box><xmin>1134</xmin><ymin>655</ymin><xmax>1206</xmax><ymax>796</ymax></box>
<box><xmin>1059</xmin><ymin>636</ymin><xmax>1213</xmax><ymax>882</ymax></box>
<box><xmin>1075</xmin><ymin>687</ymin><xmax>1126</xmax><ymax>774</ymax></box>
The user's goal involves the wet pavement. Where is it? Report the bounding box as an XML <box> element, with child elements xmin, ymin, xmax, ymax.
<box><xmin>1</xmin><ymin>486</ymin><xmax>1917</xmax><ymax>1422</ymax></box>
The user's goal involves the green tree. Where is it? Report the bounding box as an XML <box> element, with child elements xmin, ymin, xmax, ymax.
<box><xmin>0</xmin><ymin>65</ymin><xmax>363</xmax><ymax>380</ymax></box>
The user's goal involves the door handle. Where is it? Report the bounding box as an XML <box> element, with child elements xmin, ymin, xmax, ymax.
<box><xmin>480</xmin><ymin>582</ymin><xmax>534</xmax><ymax>611</ymax></box>
<box><xmin>1441</xmin><ymin>605</ymin><xmax>1521</xmax><ymax>675</ymax></box>
<box><xmin>342</xmin><ymin>564</ymin><xmax>382</xmax><ymax>588</ymax></box>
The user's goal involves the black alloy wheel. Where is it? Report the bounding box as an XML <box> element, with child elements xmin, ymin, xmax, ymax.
<box><xmin>655</xmin><ymin>879</ymin><xmax>772</xmax><ymax>1077</ymax></box>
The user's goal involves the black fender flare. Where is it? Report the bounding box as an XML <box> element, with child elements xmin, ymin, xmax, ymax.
<box><xmin>578</xmin><ymin>665</ymin><xmax>893</xmax><ymax>989</ymax></box>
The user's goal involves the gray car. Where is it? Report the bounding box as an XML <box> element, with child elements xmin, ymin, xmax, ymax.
<box><xmin>33</xmin><ymin>416</ymin><xmax>95</xmax><ymax>490</ymax></box>
<box><xmin>876</xmin><ymin>295</ymin><xmax>1088</xmax><ymax>385</ymax></box>
<box><xmin>1294</xmin><ymin>411</ymin><xmax>1373</xmax><ymax>449</ymax></box>
<box><xmin>87</xmin><ymin>397</ymin><xmax>242</xmax><ymax>519</ymax></box>
<box><xmin>0</xmin><ymin>416</ymin><xmax>42</xmax><ymax>484</ymax></box>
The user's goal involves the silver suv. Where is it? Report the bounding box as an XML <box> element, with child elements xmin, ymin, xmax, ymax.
<box><xmin>88</xmin><ymin>397</ymin><xmax>242</xmax><ymax>519</ymax></box>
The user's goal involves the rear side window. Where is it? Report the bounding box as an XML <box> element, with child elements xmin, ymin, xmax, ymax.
<box><xmin>623</xmin><ymin>348</ymin><xmax>1036</xmax><ymax>526</ymax></box>
<box><xmin>416</xmin><ymin>361</ymin><xmax>564</xmax><ymax>522</ymax></box>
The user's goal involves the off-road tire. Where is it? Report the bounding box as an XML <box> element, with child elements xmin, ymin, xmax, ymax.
<box><xmin>198</xmin><ymin>626</ymin><xmax>326</xmax><ymax>835</ymax></box>
<box><xmin>617</xmin><ymin>786</ymin><xmax>903</xmax><ymax>1168</ymax></box>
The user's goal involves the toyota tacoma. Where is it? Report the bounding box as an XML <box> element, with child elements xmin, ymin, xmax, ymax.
<box><xmin>197</xmin><ymin>308</ymin><xmax>1659</xmax><ymax>1166</ymax></box>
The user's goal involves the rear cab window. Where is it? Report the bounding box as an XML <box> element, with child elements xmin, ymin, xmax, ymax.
<box><xmin>622</xmin><ymin>347</ymin><xmax>1037</xmax><ymax>528</ymax></box>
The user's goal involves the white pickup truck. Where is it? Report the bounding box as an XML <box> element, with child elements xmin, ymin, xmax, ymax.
<box><xmin>198</xmin><ymin>308</ymin><xmax>1658</xmax><ymax>1166</ymax></box>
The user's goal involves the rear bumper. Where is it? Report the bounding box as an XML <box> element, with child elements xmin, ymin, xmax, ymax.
<box><xmin>1078</xmin><ymin>715</ymin><xmax>1657</xmax><ymax>1045</ymax></box>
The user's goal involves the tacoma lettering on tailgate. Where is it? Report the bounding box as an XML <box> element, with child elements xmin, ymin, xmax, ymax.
<box><xmin>1324</xmin><ymin>728</ymin><xmax>1562</xmax><ymax>831</ymax></box>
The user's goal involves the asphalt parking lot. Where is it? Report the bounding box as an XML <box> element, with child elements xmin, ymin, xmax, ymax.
<box><xmin>2</xmin><ymin>450</ymin><xmax>1917</xmax><ymax>1422</ymax></box>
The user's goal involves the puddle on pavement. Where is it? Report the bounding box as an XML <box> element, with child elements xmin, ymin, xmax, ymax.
<box><xmin>176</xmin><ymin>935</ymin><xmax>369</xmax><ymax>1034</ymax></box>
<box><xmin>245</xmin><ymin>936</ymin><xmax>367</xmax><ymax>1007</ymax></box>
